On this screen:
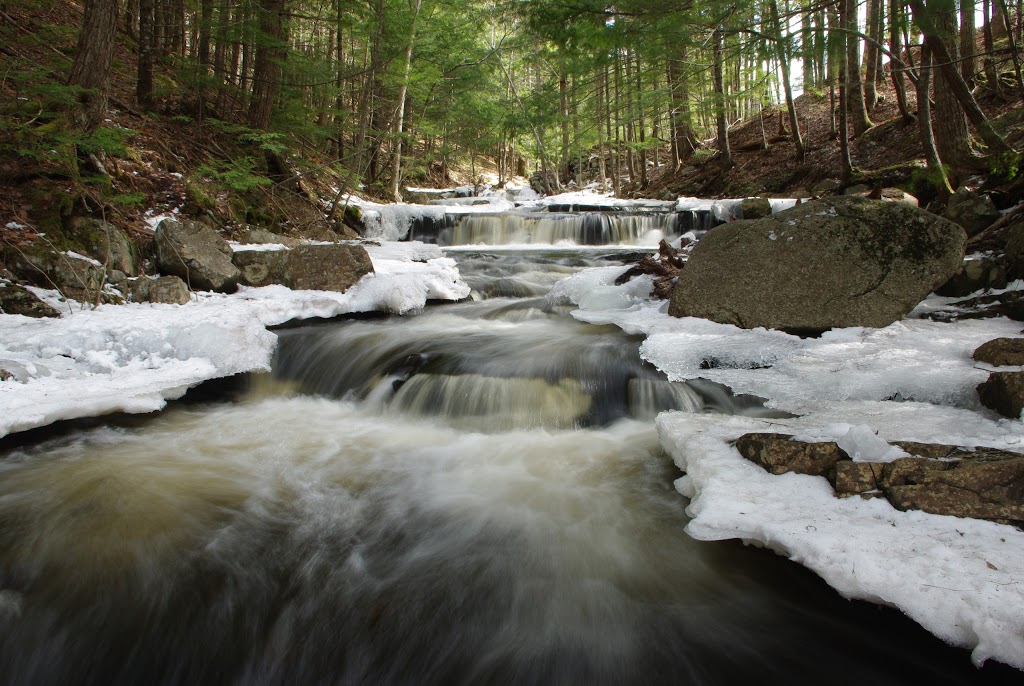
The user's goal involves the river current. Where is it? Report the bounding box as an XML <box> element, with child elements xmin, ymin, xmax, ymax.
<box><xmin>0</xmin><ymin>245</ymin><xmax>1017</xmax><ymax>685</ymax></box>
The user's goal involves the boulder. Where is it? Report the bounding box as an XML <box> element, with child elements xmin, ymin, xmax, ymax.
<box><xmin>8</xmin><ymin>246</ymin><xmax>106</xmax><ymax>300</ymax></box>
<box><xmin>739</xmin><ymin>197</ymin><xmax>772</xmax><ymax>220</ymax></box>
<box><xmin>67</xmin><ymin>217</ymin><xmax>138</xmax><ymax>275</ymax></box>
<box><xmin>154</xmin><ymin>219</ymin><xmax>240</xmax><ymax>292</ymax></box>
<box><xmin>668</xmin><ymin>197</ymin><xmax>967</xmax><ymax>333</ymax></box>
<box><xmin>232</xmin><ymin>249</ymin><xmax>290</xmax><ymax>288</ymax></box>
<box><xmin>977</xmin><ymin>371</ymin><xmax>1024</xmax><ymax>419</ymax></box>
<box><xmin>129</xmin><ymin>275</ymin><xmax>190</xmax><ymax>305</ymax></box>
<box><xmin>0</xmin><ymin>283</ymin><xmax>61</xmax><ymax>318</ymax></box>
<box><xmin>945</xmin><ymin>187</ymin><xmax>1001</xmax><ymax>237</ymax></box>
<box><xmin>935</xmin><ymin>255</ymin><xmax>1007</xmax><ymax>297</ymax></box>
<box><xmin>231</xmin><ymin>244</ymin><xmax>374</xmax><ymax>292</ymax></box>
<box><xmin>881</xmin><ymin>453</ymin><xmax>1024</xmax><ymax>526</ymax></box>
<box><xmin>832</xmin><ymin>461</ymin><xmax>884</xmax><ymax>496</ymax></box>
<box><xmin>735</xmin><ymin>433</ymin><xmax>846</xmax><ymax>476</ymax></box>
<box><xmin>1004</xmin><ymin>215</ymin><xmax>1024</xmax><ymax>280</ymax></box>
<box><xmin>285</xmin><ymin>244</ymin><xmax>374</xmax><ymax>291</ymax></box>
<box><xmin>812</xmin><ymin>178</ymin><xmax>841</xmax><ymax>195</ymax></box>
<box><xmin>973</xmin><ymin>338</ymin><xmax>1024</xmax><ymax>367</ymax></box>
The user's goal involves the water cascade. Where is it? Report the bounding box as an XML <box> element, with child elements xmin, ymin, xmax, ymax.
<box><xmin>0</xmin><ymin>213</ymin><xmax>1014</xmax><ymax>685</ymax></box>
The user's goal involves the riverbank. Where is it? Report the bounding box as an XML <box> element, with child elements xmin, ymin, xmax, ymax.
<box><xmin>552</xmin><ymin>266</ymin><xmax>1024</xmax><ymax>671</ymax></box>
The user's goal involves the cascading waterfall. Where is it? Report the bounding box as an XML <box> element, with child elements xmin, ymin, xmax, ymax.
<box><xmin>0</xmin><ymin>216</ymin><xmax>1014</xmax><ymax>686</ymax></box>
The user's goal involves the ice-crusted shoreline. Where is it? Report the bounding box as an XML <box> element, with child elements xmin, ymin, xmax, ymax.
<box><xmin>549</xmin><ymin>265</ymin><xmax>1024</xmax><ymax>671</ymax></box>
<box><xmin>0</xmin><ymin>242</ymin><xmax>469</xmax><ymax>438</ymax></box>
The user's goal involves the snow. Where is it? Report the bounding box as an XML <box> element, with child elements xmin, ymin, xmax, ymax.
<box><xmin>0</xmin><ymin>241</ymin><xmax>469</xmax><ymax>438</ymax></box>
<box><xmin>550</xmin><ymin>264</ymin><xmax>1024</xmax><ymax>671</ymax></box>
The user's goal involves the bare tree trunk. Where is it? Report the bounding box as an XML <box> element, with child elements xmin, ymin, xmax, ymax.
<box><xmin>136</xmin><ymin>0</ymin><xmax>154</xmax><ymax>109</ymax></box>
<box><xmin>932</xmin><ymin>5</ymin><xmax>972</xmax><ymax>173</ymax></box>
<box><xmin>960</xmin><ymin>0</ymin><xmax>977</xmax><ymax>86</ymax></box>
<box><xmin>917</xmin><ymin>43</ymin><xmax>953</xmax><ymax>201</ymax></box>
<box><xmin>889</xmin><ymin>0</ymin><xmax>914</xmax><ymax>122</ymax></box>
<box><xmin>769</xmin><ymin>0</ymin><xmax>804</xmax><ymax>160</ymax></box>
<box><xmin>844</xmin><ymin>0</ymin><xmax>873</xmax><ymax>135</ymax></box>
<box><xmin>69</xmin><ymin>0</ymin><xmax>119</xmax><ymax>130</ymax></box>
<box><xmin>983</xmin><ymin>0</ymin><xmax>1004</xmax><ymax>94</ymax></box>
<box><xmin>247</xmin><ymin>0</ymin><xmax>286</xmax><ymax>130</ymax></box>
<box><xmin>863</xmin><ymin>0</ymin><xmax>881</xmax><ymax>110</ymax></box>
<box><xmin>996</xmin><ymin>0</ymin><xmax>1024</xmax><ymax>90</ymax></box>
<box><xmin>389</xmin><ymin>0</ymin><xmax>423</xmax><ymax>202</ymax></box>
<box><xmin>713</xmin><ymin>26</ymin><xmax>732</xmax><ymax>173</ymax></box>
<box><xmin>836</xmin><ymin>12</ymin><xmax>854</xmax><ymax>183</ymax></box>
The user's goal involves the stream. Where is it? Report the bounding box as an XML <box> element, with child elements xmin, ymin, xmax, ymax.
<box><xmin>0</xmin><ymin>210</ymin><xmax>1017</xmax><ymax>685</ymax></box>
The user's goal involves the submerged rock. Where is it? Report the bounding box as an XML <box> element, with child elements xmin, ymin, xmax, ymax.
<box><xmin>668</xmin><ymin>197</ymin><xmax>966</xmax><ymax>334</ymax></box>
<box><xmin>154</xmin><ymin>219</ymin><xmax>240</xmax><ymax>292</ymax></box>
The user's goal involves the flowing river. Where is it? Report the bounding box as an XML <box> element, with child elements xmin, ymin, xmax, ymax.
<box><xmin>0</xmin><ymin>214</ymin><xmax>1017</xmax><ymax>684</ymax></box>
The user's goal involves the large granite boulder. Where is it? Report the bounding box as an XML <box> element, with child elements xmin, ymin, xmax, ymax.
<box><xmin>7</xmin><ymin>246</ymin><xmax>105</xmax><ymax>300</ymax></box>
<box><xmin>129</xmin><ymin>275</ymin><xmax>191</xmax><ymax>304</ymax></box>
<box><xmin>154</xmin><ymin>219</ymin><xmax>240</xmax><ymax>292</ymax></box>
<box><xmin>668</xmin><ymin>197</ymin><xmax>966</xmax><ymax>333</ymax></box>
<box><xmin>231</xmin><ymin>244</ymin><xmax>373</xmax><ymax>291</ymax></box>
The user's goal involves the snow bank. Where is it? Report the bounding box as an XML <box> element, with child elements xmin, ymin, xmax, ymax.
<box><xmin>550</xmin><ymin>265</ymin><xmax>1024</xmax><ymax>670</ymax></box>
<box><xmin>0</xmin><ymin>242</ymin><xmax>469</xmax><ymax>438</ymax></box>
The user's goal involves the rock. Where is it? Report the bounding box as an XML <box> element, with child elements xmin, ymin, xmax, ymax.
<box><xmin>832</xmin><ymin>461</ymin><xmax>885</xmax><ymax>496</ymax></box>
<box><xmin>945</xmin><ymin>187</ymin><xmax>1001</xmax><ymax>237</ymax></box>
<box><xmin>0</xmin><ymin>369</ymin><xmax>13</xmax><ymax>382</ymax></box>
<box><xmin>8</xmin><ymin>246</ymin><xmax>106</xmax><ymax>301</ymax></box>
<box><xmin>240</xmin><ymin>228</ymin><xmax>301</xmax><ymax>247</ymax></box>
<box><xmin>129</xmin><ymin>275</ymin><xmax>191</xmax><ymax>305</ymax></box>
<box><xmin>231</xmin><ymin>244</ymin><xmax>374</xmax><ymax>292</ymax></box>
<box><xmin>881</xmin><ymin>454</ymin><xmax>1024</xmax><ymax>526</ymax></box>
<box><xmin>812</xmin><ymin>178</ymin><xmax>842</xmax><ymax>195</ymax></box>
<box><xmin>935</xmin><ymin>255</ymin><xmax>1007</xmax><ymax>297</ymax></box>
<box><xmin>67</xmin><ymin>217</ymin><xmax>138</xmax><ymax>275</ymax></box>
<box><xmin>977</xmin><ymin>371</ymin><xmax>1024</xmax><ymax>418</ymax></box>
<box><xmin>285</xmin><ymin>244</ymin><xmax>374</xmax><ymax>291</ymax></box>
<box><xmin>668</xmin><ymin>197</ymin><xmax>967</xmax><ymax>333</ymax></box>
<box><xmin>614</xmin><ymin>240</ymin><xmax>685</xmax><ymax>299</ymax></box>
<box><xmin>0</xmin><ymin>283</ymin><xmax>61</xmax><ymax>317</ymax></box>
<box><xmin>154</xmin><ymin>218</ymin><xmax>240</xmax><ymax>292</ymax></box>
<box><xmin>1004</xmin><ymin>216</ymin><xmax>1024</xmax><ymax>280</ymax></box>
<box><xmin>735</xmin><ymin>433</ymin><xmax>847</xmax><ymax>476</ymax></box>
<box><xmin>106</xmin><ymin>269</ymin><xmax>128</xmax><ymax>293</ymax></box>
<box><xmin>879</xmin><ymin>188</ymin><xmax>918</xmax><ymax>207</ymax></box>
<box><xmin>739</xmin><ymin>197</ymin><xmax>772</xmax><ymax>220</ymax></box>
<box><xmin>974</xmin><ymin>338</ymin><xmax>1024</xmax><ymax>367</ymax></box>
<box><xmin>844</xmin><ymin>183</ymin><xmax>871</xmax><ymax>196</ymax></box>
<box><xmin>232</xmin><ymin>249</ymin><xmax>290</xmax><ymax>287</ymax></box>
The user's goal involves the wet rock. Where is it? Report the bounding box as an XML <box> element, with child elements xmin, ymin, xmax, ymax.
<box><xmin>668</xmin><ymin>197</ymin><xmax>966</xmax><ymax>333</ymax></box>
<box><xmin>735</xmin><ymin>433</ymin><xmax>847</xmax><ymax>476</ymax></box>
<box><xmin>739</xmin><ymin>197</ymin><xmax>772</xmax><ymax>219</ymax></box>
<box><xmin>945</xmin><ymin>187</ymin><xmax>1001</xmax><ymax>237</ymax></box>
<box><xmin>231</xmin><ymin>244</ymin><xmax>374</xmax><ymax>292</ymax></box>
<box><xmin>973</xmin><ymin>338</ymin><xmax>1024</xmax><ymax>367</ymax></box>
<box><xmin>129</xmin><ymin>275</ymin><xmax>191</xmax><ymax>305</ymax></box>
<box><xmin>935</xmin><ymin>255</ymin><xmax>1007</xmax><ymax>297</ymax></box>
<box><xmin>614</xmin><ymin>240</ymin><xmax>685</xmax><ymax>299</ymax></box>
<box><xmin>67</xmin><ymin>217</ymin><xmax>139</xmax><ymax>275</ymax></box>
<box><xmin>154</xmin><ymin>218</ymin><xmax>240</xmax><ymax>292</ymax></box>
<box><xmin>0</xmin><ymin>283</ymin><xmax>61</xmax><ymax>318</ymax></box>
<box><xmin>977</xmin><ymin>371</ymin><xmax>1024</xmax><ymax>419</ymax></box>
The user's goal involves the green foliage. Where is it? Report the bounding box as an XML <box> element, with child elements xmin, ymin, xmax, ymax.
<box><xmin>988</xmin><ymin>152</ymin><xmax>1021</xmax><ymax>181</ymax></box>
<box><xmin>195</xmin><ymin>157</ymin><xmax>272</xmax><ymax>194</ymax></box>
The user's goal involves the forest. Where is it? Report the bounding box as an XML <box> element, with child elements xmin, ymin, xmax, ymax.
<box><xmin>2</xmin><ymin>0</ymin><xmax>1023</xmax><ymax>217</ymax></box>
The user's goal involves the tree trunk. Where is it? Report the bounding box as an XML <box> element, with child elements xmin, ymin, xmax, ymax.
<box><xmin>996</xmin><ymin>0</ymin><xmax>1024</xmax><ymax>90</ymax></box>
<box><xmin>932</xmin><ymin>5</ymin><xmax>972</xmax><ymax>172</ymax></box>
<box><xmin>68</xmin><ymin>0</ymin><xmax>119</xmax><ymax>131</ymax></box>
<box><xmin>960</xmin><ymin>0</ymin><xmax>977</xmax><ymax>86</ymax></box>
<box><xmin>389</xmin><ymin>0</ymin><xmax>423</xmax><ymax>202</ymax></box>
<box><xmin>889</xmin><ymin>0</ymin><xmax>914</xmax><ymax>123</ymax></box>
<box><xmin>844</xmin><ymin>0</ymin><xmax>873</xmax><ymax>135</ymax></box>
<box><xmin>909</xmin><ymin>0</ymin><xmax>1016</xmax><ymax>153</ymax></box>
<box><xmin>769</xmin><ymin>0</ymin><xmax>804</xmax><ymax>160</ymax></box>
<box><xmin>713</xmin><ymin>26</ymin><xmax>732</xmax><ymax>173</ymax></box>
<box><xmin>837</xmin><ymin>13</ymin><xmax>854</xmax><ymax>183</ymax></box>
<box><xmin>917</xmin><ymin>43</ymin><xmax>954</xmax><ymax>200</ymax></box>
<box><xmin>863</xmin><ymin>0</ymin><xmax>881</xmax><ymax>111</ymax></box>
<box><xmin>983</xmin><ymin>0</ymin><xmax>1003</xmax><ymax>94</ymax></box>
<box><xmin>247</xmin><ymin>0</ymin><xmax>286</xmax><ymax>130</ymax></box>
<box><xmin>136</xmin><ymin>0</ymin><xmax>154</xmax><ymax>109</ymax></box>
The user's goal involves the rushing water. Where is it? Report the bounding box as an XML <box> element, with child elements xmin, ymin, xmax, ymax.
<box><xmin>0</xmin><ymin>249</ymin><xmax>1017</xmax><ymax>685</ymax></box>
